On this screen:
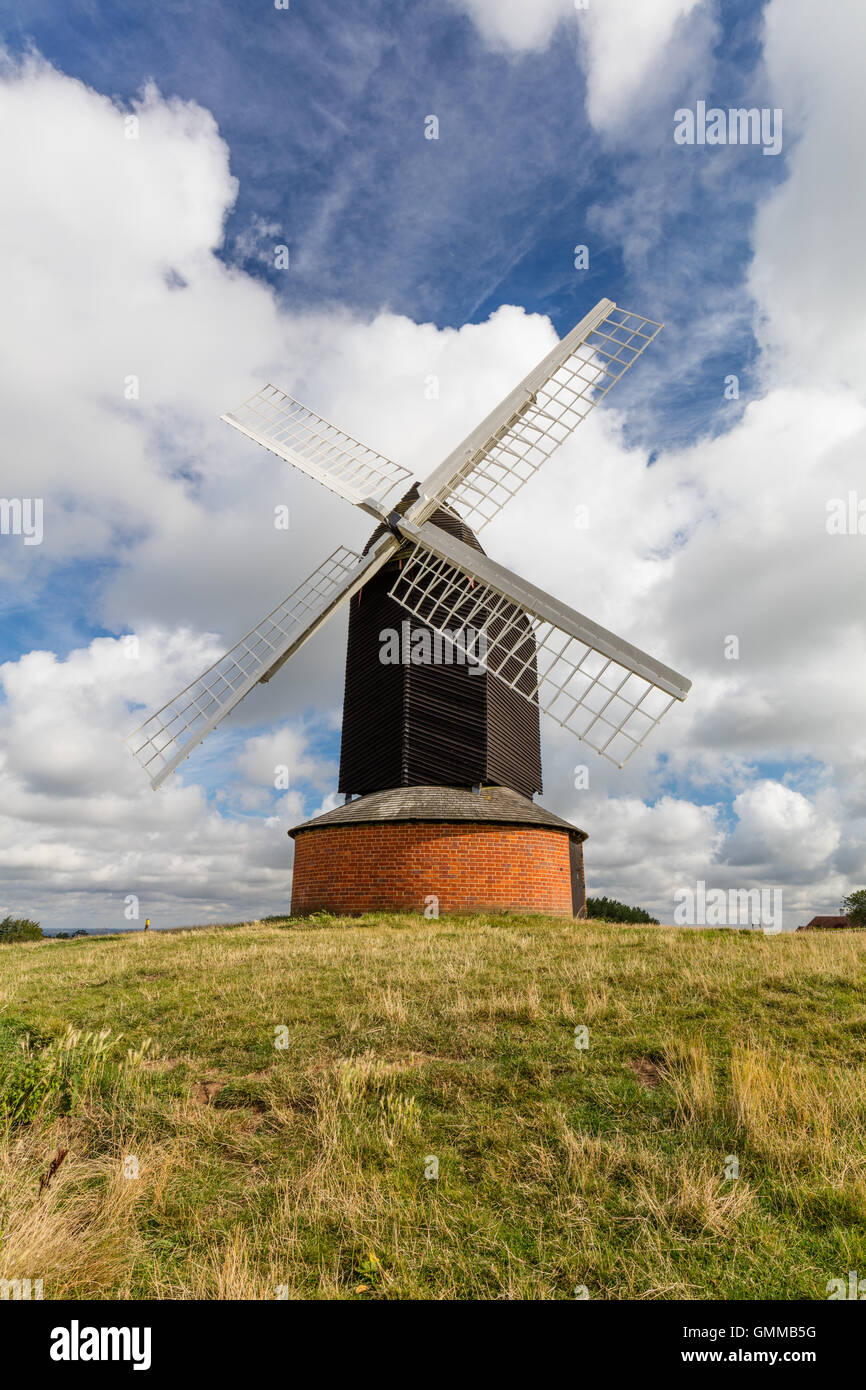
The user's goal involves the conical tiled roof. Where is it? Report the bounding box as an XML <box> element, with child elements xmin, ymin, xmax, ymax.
<box><xmin>289</xmin><ymin>784</ymin><xmax>586</xmax><ymax>841</ymax></box>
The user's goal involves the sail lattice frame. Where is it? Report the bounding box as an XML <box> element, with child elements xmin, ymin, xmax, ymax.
<box><xmin>390</xmin><ymin>541</ymin><xmax>681</xmax><ymax>768</ymax></box>
<box><xmin>433</xmin><ymin>308</ymin><xmax>663</xmax><ymax>533</ymax></box>
<box><xmin>127</xmin><ymin>545</ymin><xmax>364</xmax><ymax>787</ymax></box>
<box><xmin>222</xmin><ymin>386</ymin><xmax>413</xmax><ymax>506</ymax></box>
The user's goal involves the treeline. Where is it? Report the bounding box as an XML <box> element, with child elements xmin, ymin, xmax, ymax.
<box><xmin>0</xmin><ymin>916</ymin><xmax>43</xmax><ymax>942</ymax></box>
<box><xmin>586</xmin><ymin>897</ymin><xmax>660</xmax><ymax>925</ymax></box>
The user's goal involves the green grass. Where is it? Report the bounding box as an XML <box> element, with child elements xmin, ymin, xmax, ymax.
<box><xmin>1</xmin><ymin>914</ymin><xmax>864</xmax><ymax>1299</ymax></box>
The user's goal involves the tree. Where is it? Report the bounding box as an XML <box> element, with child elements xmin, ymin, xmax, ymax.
<box><xmin>586</xmin><ymin>896</ymin><xmax>660</xmax><ymax>925</ymax></box>
<box><xmin>841</xmin><ymin>890</ymin><xmax>866</xmax><ymax>929</ymax></box>
<box><xmin>0</xmin><ymin>915</ymin><xmax>43</xmax><ymax>943</ymax></box>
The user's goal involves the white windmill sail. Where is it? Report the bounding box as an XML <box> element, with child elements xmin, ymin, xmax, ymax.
<box><xmin>127</xmin><ymin>541</ymin><xmax>397</xmax><ymax>789</ymax></box>
<box><xmin>222</xmin><ymin>386</ymin><xmax>413</xmax><ymax>513</ymax></box>
<box><xmin>390</xmin><ymin>519</ymin><xmax>690</xmax><ymax>768</ymax></box>
<box><xmin>409</xmin><ymin>300</ymin><xmax>663</xmax><ymax>533</ymax></box>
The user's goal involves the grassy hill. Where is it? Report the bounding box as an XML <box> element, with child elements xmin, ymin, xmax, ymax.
<box><xmin>1</xmin><ymin>914</ymin><xmax>864</xmax><ymax>1300</ymax></box>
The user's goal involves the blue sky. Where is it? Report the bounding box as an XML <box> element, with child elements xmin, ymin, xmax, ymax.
<box><xmin>1</xmin><ymin>0</ymin><xmax>864</xmax><ymax>930</ymax></box>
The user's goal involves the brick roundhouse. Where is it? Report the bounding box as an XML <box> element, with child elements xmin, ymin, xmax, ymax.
<box><xmin>291</xmin><ymin>785</ymin><xmax>586</xmax><ymax>917</ymax></box>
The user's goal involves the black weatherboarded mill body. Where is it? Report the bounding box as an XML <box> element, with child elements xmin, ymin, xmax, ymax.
<box><xmin>338</xmin><ymin>492</ymin><xmax>543</xmax><ymax>799</ymax></box>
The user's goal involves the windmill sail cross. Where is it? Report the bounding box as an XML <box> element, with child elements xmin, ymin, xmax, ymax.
<box><xmin>127</xmin><ymin>297</ymin><xmax>688</xmax><ymax>788</ymax></box>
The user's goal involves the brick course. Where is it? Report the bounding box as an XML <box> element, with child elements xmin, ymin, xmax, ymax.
<box><xmin>290</xmin><ymin>820</ymin><xmax>579</xmax><ymax>916</ymax></box>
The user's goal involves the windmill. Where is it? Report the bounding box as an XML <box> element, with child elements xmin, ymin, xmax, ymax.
<box><xmin>127</xmin><ymin>298</ymin><xmax>691</xmax><ymax>917</ymax></box>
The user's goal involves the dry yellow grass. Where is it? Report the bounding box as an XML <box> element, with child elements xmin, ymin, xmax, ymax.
<box><xmin>0</xmin><ymin>914</ymin><xmax>864</xmax><ymax>1298</ymax></box>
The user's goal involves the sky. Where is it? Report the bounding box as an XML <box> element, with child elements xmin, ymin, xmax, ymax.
<box><xmin>0</xmin><ymin>0</ymin><xmax>864</xmax><ymax>931</ymax></box>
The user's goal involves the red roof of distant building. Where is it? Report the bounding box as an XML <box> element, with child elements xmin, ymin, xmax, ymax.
<box><xmin>796</xmin><ymin>915</ymin><xmax>850</xmax><ymax>931</ymax></box>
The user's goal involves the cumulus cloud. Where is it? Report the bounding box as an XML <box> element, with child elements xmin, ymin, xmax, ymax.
<box><xmin>450</xmin><ymin>0</ymin><xmax>576</xmax><ymax>54</ymax></box>
<box><xmin>579</xmin><ymin>0</ymin><xmax>708</xmax><ymax>134</ymax></box>
<box><xmin>234</xmin><ymin>728</ymin><xmax>337</xmax><ymax>801</ymax></box>
<box><xmin>573</xmin><ymin>793</ymin><xmax>724</xmax><ymax>903</ymax></box>
<box><xmin>0</xmin><ymin>627</ymin><xmax>337</xmax><ymax>929</ymax></box>
<box><xmin>750</xmin><ymin>0</ymin><xmax>866</xmax><ymax>390</ymax></box>
<box><xmin>724</xmin><ymin>782</ymin><xmax>841</xmax><ymax>874</ymax></box>
<box><xmin>452</xmin><ymin>0</ymin><xmax>711</xmax><ymax>135</ymax></box>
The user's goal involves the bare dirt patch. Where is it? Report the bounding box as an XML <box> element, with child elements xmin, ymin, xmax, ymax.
<box><xmin>629</xmin><ymin>1056</ymin><xmax>665</xmax><ymax>1089</ymax></box>
<box><xmin>192</xmin><ymin>1080</ymin><xmax>223</xmax><ymax>1105</ymax></box>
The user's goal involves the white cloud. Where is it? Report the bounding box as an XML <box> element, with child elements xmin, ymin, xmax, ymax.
<box><xmin>451</xmin><ymin>0</ymin><xmax>711</xmax><ymax>135</ymax></box>
<box><xmin>451</xmin><ymin>0</ymin><xmax>576</xmax><ymax>54</ymax></box>
<box><xmin>575</xmin><ymin>793</ymin><xmax>724</xmax><ymax>902</ymax></box>
<box><xmin>0</xmin><ymin>627</ymin><xmax>337</xmax><ymax>930</ymax></box>
<box><xmin>725</xmin><ymin>782</ymin><xmax>841</xmax><ymax>874</ymax></box>
<box><xmin>579</xmin><ymin>0</ymin><xmax>707</xmax><ymax>133</ymax></box>
<box><xmin>750</xmin><ymin>0</ymin><xmax>866</xmax><ymax>390</ymax></box>
<box><xmin>234</xmin><ymin>727</ymin><xmax>336</xmax><ymax>795</ymax></box>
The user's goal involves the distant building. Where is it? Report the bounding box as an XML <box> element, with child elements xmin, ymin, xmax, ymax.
<box><xmin>796</xmin><ymin>915</ymin><xmax>851</xmax><ymax>931</ymax></box>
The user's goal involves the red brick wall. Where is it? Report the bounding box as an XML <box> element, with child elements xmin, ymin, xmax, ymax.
<box><xmin>290</xmin><ymin>821</ymin><xmax>578</xmax><ymax>917</ymax></box>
